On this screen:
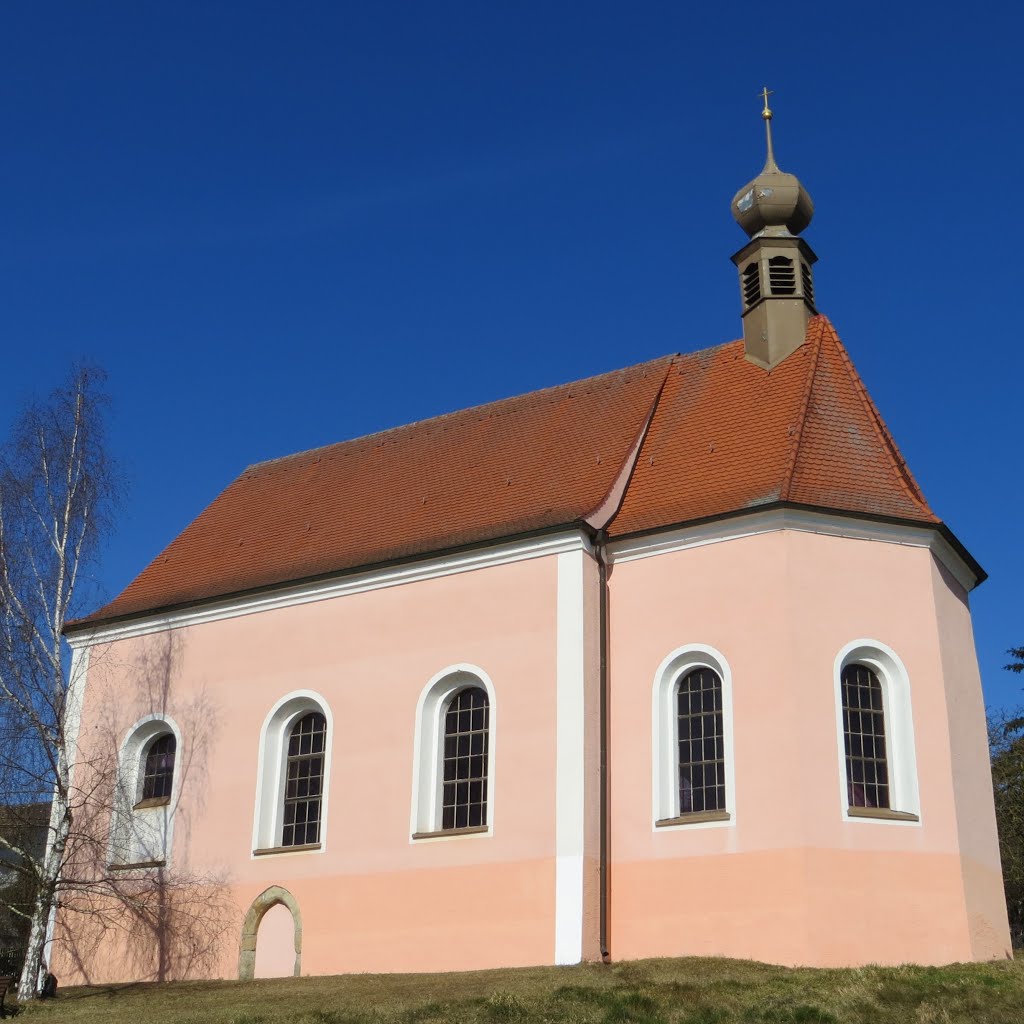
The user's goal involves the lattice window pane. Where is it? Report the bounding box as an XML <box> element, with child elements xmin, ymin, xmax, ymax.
<box><xmin>842</xmin><ymin>664</ymin><xmax>890</xmax><ymax>809</ymax></box>
<box><xmin>677</xmin><ymin>668</ymin><xmax>725</xmax><ymax>813</ymax></box>
<box><xmin>441</xmin><ymin>687</ymin><xmax>489</xmax><ymax>830</ymax></box>
<box><xmin>141</xmin><ymin>734</ymin><xmax>176</xmax><ymax>801</ymax></box>
<box><xmin>283</xmin><ymin>711</ymin><xmax>326</xmax><ymax>846</ymax></box>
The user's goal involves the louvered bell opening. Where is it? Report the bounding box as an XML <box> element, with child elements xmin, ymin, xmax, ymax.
<box><xmin>742</xmin><ymin>262</ymin><xmax>761</xmax><ymax>308</ymax></box>
<box><xmin>801</xmin><ymin>262</ymin><xmax>814</xmax><ymax>304</ymax></box>
<box><xmin>768</xmin><ymin>256</ymin><xmax>796</xmax><ymax>295</ymax></box>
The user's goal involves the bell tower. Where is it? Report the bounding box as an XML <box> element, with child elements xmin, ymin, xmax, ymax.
<box><xmin>731</xmin><ymin>89</ymin><xmax>818</xmax><ymax>369</ymax></box>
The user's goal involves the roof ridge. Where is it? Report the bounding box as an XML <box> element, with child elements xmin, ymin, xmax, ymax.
<box><xmin>779</xmin><ymin>318</ymin><xmax>826</xmax><ymax>501</ymax></box>
<box><xmin>824</xmin><ymin>319</ymin><xmax>936</xmax><ymax>519</ymax></box>
<box><xmin>585</xmin><ymin>357</ymin><xmax>677</xmax><ymax>530</ymax></box>
<box><xmin>243</xmin><ymin>353</ymin><xmax>681</xmax><ymax>476</ymax></box>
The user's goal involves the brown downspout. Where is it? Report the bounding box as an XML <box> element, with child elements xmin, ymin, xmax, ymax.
<box><xmin>595</xmin><ymin>527</ymin><xmax>611</xmax><ymax>962</ymax></box>
<box><xmin>583</xmin><ymin>360</ymin><xmax>674</xmax><ymax>965</ymax></box>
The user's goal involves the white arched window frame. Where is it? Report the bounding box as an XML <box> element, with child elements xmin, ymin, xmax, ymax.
<box><xmin>833</xmin><ymin>640</ymin><xmax>920</xmax><ymax>824</ymax></box>
<box><xmin>252</xmin><ymin>690</ymin><xmax>333</xmax><ymax>856</ymax></box>
<box><xmin>111</xmin><ymin>714</ymin><xmax>183</xmax><ymax>867</ymax></box>
<box><xmin>410</xmin><ymin>664</ymin><xmax>496</xmax><ymax>841</ymax></box>
<box><xmin>652</xmin><ymin>644</ymin><xmax>735</xmax><ymax>831</ymax></box>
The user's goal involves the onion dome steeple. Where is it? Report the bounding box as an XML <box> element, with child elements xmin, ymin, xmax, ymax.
<box><xmin>732</xmin><ymin>89</ymin><xmax>814</xmax><ymax>238</ymax></box>
<box><xmin>730</xmin><ymin>89</ymin><xmax>819</xmax><ymax>369</ymax></box>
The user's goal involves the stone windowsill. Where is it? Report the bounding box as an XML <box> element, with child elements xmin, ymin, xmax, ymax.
<box><xmin>655</xmin><ymin>810</ymin><xmax>731</xmax><ymax>827</ymax></box>
<box><xmin>133</xmin><ymin>795</ymin><xmax>171</xmax><ymax>810</ymax></box>
<box><xmin>412</xmin><ymin>825</ymin><xmax>489</xmax><ymax>840</ymax></box>
<box><xmin>847</xmin><ymin>806</ymin><xmax>919</xmax><ymax>822</ymax></box>
<box><xmin>109</xmin><ymin>859</ymin><xmax>166</xmax><ymax>872</ymax></box>
<box><xmin>252</xmin><ymin>842</ymin><xmax>322</xmax><ymax>856</ymax></box>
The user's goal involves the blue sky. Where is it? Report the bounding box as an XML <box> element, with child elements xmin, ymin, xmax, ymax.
<box><xmin>2</xmin><ymin>3</ymin><xmax>1021</xmax><ymax>710</ymax></box>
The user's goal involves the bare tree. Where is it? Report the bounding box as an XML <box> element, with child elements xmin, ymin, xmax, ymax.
<box><xmin>0</xmin><ymin>366</ymin><xmax>119</xmax><ymax>999</ymax></box>
<box><xmin>50</xmin><ymin>630</ymin><xmax>233</xmax><ymax>985</ymax></box>
<box><xmin>0</xmin><ymin>369</ymin><xmax>235</xmax><ymax>1000</ymax></box>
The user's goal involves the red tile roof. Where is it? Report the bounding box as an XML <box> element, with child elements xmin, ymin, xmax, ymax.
<box><xmin>73</xmin><ymin>316</ymin><xmax>943</xmax><ymax>627</ymax></box>
<box><xmin>610</xmin><ymin>316</ymin><xmax>936</xmax><ymax>536</ymax></box>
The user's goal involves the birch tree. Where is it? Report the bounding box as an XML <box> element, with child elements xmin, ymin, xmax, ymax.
<box><xmin>0</xmin><ymin>366</ymin><xmax>118</xmax><ymax>999</ymax></box>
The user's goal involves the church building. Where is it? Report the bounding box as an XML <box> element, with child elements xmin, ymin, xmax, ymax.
<box><xmin>56</xmin><ymin>102</ymin><xmax>1011</xmax><ymax>982</ymax></box>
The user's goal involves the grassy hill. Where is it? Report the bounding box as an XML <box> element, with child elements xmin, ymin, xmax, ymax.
<box><xmin>13</xmin><ymin>955</ymin><xmax>1024</xmax><ymax>1024</ymax></box>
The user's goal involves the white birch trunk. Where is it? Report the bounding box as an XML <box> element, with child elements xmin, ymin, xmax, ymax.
<box><xmin>18</xmin><ymin>795</ymin><xmax>68</xmax><ymax>1000</ymax></box>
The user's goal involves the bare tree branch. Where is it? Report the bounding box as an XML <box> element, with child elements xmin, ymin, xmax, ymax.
<box><xmin>0</xmin><ymin>367</ymin><xmax>120</xmax><ymax>999</ymax></box>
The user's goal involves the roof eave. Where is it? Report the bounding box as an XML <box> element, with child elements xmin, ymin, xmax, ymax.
<box><xmin>63</xmin><ymin>519</ymin><xmax>600</xmax><ymax>639</ymax></box>
<box><xmin>608</xmin><ymin>500</ymin><xmax>986</xmax><ymax>590</ymax></box>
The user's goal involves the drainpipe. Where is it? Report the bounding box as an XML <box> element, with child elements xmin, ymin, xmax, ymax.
<box><xmin>595</xmin><ymin>528</ymin><xmax>611</xmax><ymax>963</ymax></box>
<box><xmin>582</xmin><ymin>365</ymin><xmax>672</xmax><ymax>964</ymax></box>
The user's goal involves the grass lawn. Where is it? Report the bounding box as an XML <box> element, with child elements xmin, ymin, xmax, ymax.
<box><xmin>11</xmin><ymin>955</ymin><xmax>1024</xmax><ymax>1024</ymax></box>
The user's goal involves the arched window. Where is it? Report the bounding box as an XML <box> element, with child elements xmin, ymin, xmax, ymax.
<box><xmin>282</xmin><ymin>711</ymin><xmax>326</xmax><ymax>848</ymax></box>
<box><xmin>834</xmin><ymin>641</ymin><xmax>920</xmax><ymax>823</ymax></box>
<box><xmin>841</xmin><ymin>664</ymin><xmax>889</xmax><ymax>810</ymax></box>
<box><xmin>441</xmin><ymin>687</ymin><xmax>489</xmax><ymax>831</ymax></box>
<box><xmin>111</xmin><ymin>715</ymin><xmax>182</xmax><ymax>867</ymax></box>
<box><xmin>140</xmin><ymin>733</ymin><xmax>176</xmax><ymax>804</ymax></box>
<box><xmin>742</xmin><ymin>261</ymin><xmax>761</xmax><ymax>307</ymax></box>
<box><xmin>676</xmin><ymin>667</ymin><xmax>725</xmax><ymax>815</ymax></box>
<box><xmin>767</xmin><ymin>255</ymin><xmax>796</xmax><ymax>295</ymax></box>
<box><xmin>411</xmin><ymin>665</ymin><xmax>496</xmax><ymax>840</ymax></box>
<box><xmin>252</xmin><ymin>692</ymin><xmax>333</xmax><ymax>856</ymax></box>
<box><xmin>652</xmin><ymin>646</ymin><xmax>734</xmax><ymax>828</ymax></box>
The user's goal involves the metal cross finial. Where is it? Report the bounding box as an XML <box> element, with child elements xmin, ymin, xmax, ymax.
<box><xmin>759</xmin><ymin>86</ymin><xmax>778</xmax><ymax>171</ymax></box>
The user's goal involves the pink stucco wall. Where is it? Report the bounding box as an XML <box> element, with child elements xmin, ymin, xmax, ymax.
<box><xmin>55</xmin><ymin>553</ymin><xmax>563</xmax><ymax>982</ymax></box>
<box><xmin>253</xmin><ymin>903</ymin><xmax>295</xmax><ymax>978</ymax></box>
<box><xmin>930</xmin><ymin>558</ymin><xmax>1012</xmax><ymax>959</ymax></box>
<box><xmin>606</xmin><ymin>529</ymin><xmax>1011</xmax><ymax>967</ymax></box>
<box><xmin>53</xmin><ymin>525</ymin><xmax>1008</xmax><ymax>982</ymax></box>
